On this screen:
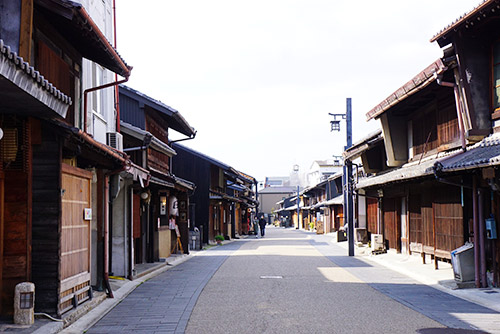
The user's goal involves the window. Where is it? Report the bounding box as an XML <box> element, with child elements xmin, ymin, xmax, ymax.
<box><xmin>493</xmin><ymin>41</ymin><xmax>500</xmax><ymax>111</ymax></box>
<box><xmin>92</xmin><ymin>63</ymin><xmax>105</xmax><ymax>115</ymax></box>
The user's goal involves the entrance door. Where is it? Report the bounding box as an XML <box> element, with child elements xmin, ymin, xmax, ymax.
<box><xmin>383</xmin><ymin>198</ymin><xmax>401</xmax><ymax>252</ymax></box>
<box><xmin>59</xmin><ymin>164</ymin><xmax>92</xmax><ymax>315</ymax></box>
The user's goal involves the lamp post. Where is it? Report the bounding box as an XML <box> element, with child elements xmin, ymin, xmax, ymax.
<box><xmin>293</xmin><ymin>164</ymin><xmax>300</xmax><ymax>229</ymax></box>
<box><xmin>329</xmin><ymin>98</ymin><xmax>354</xmax><ymax>256</ymax></box>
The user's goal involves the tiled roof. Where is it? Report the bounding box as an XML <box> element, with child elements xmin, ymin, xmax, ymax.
<box><xmin>366</xmin><ymin>59</ymin><xmax>446</xmax><ymax>121</ymax></box>
<box><xmin>355</xmin><ymin>149</ymin><xmax>461</xmax><ymax>189</ymax></box>
<box><xmin>0</xmin><ymin>39</ymin><xmax>72</xmax><ymax>105</ymax></box>
<box><xmin>435</xmin><ymin>133</ymin><xmax>500</xmax><ymax>172</ymax></box>
<box><xmin>430</xmin><ymin>0</ymin><xmax>492</xmax><ymax>46</ymax></box>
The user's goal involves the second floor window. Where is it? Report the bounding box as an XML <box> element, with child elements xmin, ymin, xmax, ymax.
<box><xmin>493</xmin><ymin>41</ymin><xmax>500</xmax><ymax>111</ymax></box>
<box><xmin>92</xmin><ymin>63</ymin><xmax>106</xmax><ymax>115</ymax></box>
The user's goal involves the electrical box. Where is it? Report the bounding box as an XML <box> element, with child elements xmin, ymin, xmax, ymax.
<box><xmin>371</xmin><ymin>234</ymin><xmax>384</xmax><ymax>251</ymax></box>
<box><xmin>485</xmin><ymin>218</ymin><xmax>497</xmax><ymax>239</ymax></box>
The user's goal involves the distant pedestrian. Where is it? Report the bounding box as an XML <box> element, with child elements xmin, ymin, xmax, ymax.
<box><xmin>259</xmin><ymin>216</ymin><xmax>266</xmax><ymax>237</ymax></box>
<box><xmin>253</xmin><ymin>218</ymin><xmax>259</xmax><ymax>238</ymax></box>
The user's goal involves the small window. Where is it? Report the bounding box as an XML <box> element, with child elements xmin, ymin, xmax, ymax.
<box><xmin>493</xmin><ymin>41</ymin><xmax>500</xmax><ymax>111</ymax></box>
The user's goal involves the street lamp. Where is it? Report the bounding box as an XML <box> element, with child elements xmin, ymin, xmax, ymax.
<box><xmin>293</xmin><ymin>164</ymin><xmax>300</xmax><ymax>229</ymax></box>
<box><xmin>329</xmin><ymin>98</ymin><xmax>354</xmax><ymax>257</ymax></box>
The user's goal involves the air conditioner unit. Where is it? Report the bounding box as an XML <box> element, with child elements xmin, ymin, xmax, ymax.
<box><xmin>106</xmin><ymin>132</ymin><xmax>123</xmax><ymax>151</ymax></box>
<box><xmin>371</xmin><ymin>234</ymin><xmax>384</xmax><ymax>252</ymax></box>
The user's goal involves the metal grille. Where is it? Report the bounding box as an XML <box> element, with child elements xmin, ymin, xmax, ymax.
<box><xmin>0</xmin><ymin>116</ymin><xmax>27</xmax><ymax>171</ymax></box>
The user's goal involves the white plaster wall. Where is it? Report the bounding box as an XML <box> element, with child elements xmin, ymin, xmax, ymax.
<box><xmin>80</xmin><ymin>0</ymin><xmax>116</xmax><ymax>142</ymax></box>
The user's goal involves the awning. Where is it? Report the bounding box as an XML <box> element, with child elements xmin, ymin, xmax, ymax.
<box><xmin>434</xmin><ymin>133</ymin><xmax>500</xmax><ymax>173</ymax></box>
<box><xmin>35</xmin><ymin>0</ymin><xmax>131</xmax><ymax>77</ymax></box>
<box><xmin>123</xmin><ymin>162</ymin><xmax>150</xmax><ymax>187</ymax></box>
<box><xmin>173</xmin><ymin>176</ymin><xmax>195</xmax><ymax>191</ymax></box>
<box><xmin>355</xmin><ymin>149</ymin><xmax>460</xmax><ymax>190</ymax></box>
<box><xmin>324</xmin><ymin>195</ymin><xmax>343</xmax><ymax>206</ymax></box>
<box><xmin>120</xmin><ymin>121</ymin><xmax>177</xmax><ymax>157</ymax></box>
<box><xmin>149</xmin><ymin>176</ymin><xmax>174</xmax><ymax>188</ymax></box>
<box><xmin>344</xmin><ymin>130</ymin><xmax>383</xmax><ymax>161</ymax></box>
<box><xmin>0</xmin><ymin>39</ymin><xmax>71</xmax><ymax>118</ymax></box>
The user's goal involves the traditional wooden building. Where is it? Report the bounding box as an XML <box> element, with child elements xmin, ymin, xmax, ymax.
<box><xmin>118</xmin><ymin>85</ymin><xmax>196</xmax><ymax>267</ymax></box>
<box><xmin>0</xmin><ymin>0</ymin><xmax>133</xmax><ymax>316</ymax></box>
<box><xmin>349</xmin><ymin>0</ymin><xmax>500</xmax><ymax>289</ymax></box>
<box><xmin>171</xmin><ymin>144</ymin><xmax>257</xmax><ymax>244</ymax></box>
<box><xmin>323</xmin><ymin>174</ymin><xmax>344</xmax><ymax>234</ymax></box>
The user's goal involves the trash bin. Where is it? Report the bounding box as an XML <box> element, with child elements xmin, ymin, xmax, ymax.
<box><xmin>451</xmin><ymin>243</ymin><xmax>475</xmax><ymax>282</ymax></box>
<box><xmin>189</xmin><ymin>228</ymin><xmax>201</xmax><ymax>251</ymax></box>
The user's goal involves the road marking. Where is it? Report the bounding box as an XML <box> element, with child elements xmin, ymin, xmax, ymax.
<box><xmin>260</xmin><ymin>275</ymin><xmax>283</xmax><ymax>279</ymax></box>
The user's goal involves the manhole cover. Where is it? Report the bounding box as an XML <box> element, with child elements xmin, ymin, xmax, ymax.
<box><xmin>260</xmin><ymin>275</ymin><xmax>283</xmax><ymax>279</ymax></box>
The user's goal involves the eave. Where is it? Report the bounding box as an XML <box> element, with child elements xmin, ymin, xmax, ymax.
<box><xmin>366</xmin><ymin>59</ymin><xmax>446</xmax><ymax>121</ymax></box>
<box><xmin>0</xmin><ymin>39</ymin><xmax>71</xmax><ymax>118</ymax></box>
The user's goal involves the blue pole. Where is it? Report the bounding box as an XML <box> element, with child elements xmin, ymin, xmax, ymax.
<box><xmin>346</xmin><ymin>98</ymin><xmax>354</xmax><ymax>256</ymax></box>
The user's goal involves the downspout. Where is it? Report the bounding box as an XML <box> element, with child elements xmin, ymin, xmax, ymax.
<box><xmin>478</xmin><ymin>187</ymin><xmax>487</xmax><ymax>288</ymax></box>
<box><xmin>77</xmin><ymin>5</ymin><xmax>131</xmax><ymax>133</ymax></box>
<box><xmin>473</xmin><ymin>176</ymin><xmax>481</xmax><ymax>288</ymax></box>
<box><xmin>113</xmin><ymin>0</ymin><xmax>121</xmax><ymax>133</ymax></box>
<box><xmin>83</xmin><ymin>77</ymin><xmax>129</xmax><ymax>134</ymax></box>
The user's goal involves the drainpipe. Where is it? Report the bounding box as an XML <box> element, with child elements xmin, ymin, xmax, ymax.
<box><xmin>478</xmin><ymin>187</ymin><xmax>487</xmax><ymax>288</ymax></box>
<box><xmin>112</xmin><ymin>0</ymin><xmax>121</xmax><ymax>133</ymax></box>
<box><xmin>83</xmin><ymin>77</ymin><xmax>129</xmax><ymax>134</ymax></box>
<box><xmin>473</xmin><ymin>176</ymin><xmax>480</xmax><ymax>288</ymax></box>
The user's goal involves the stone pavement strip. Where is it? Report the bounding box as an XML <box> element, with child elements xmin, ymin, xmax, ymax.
<box><xmin>84</xmin><ymin>242</ymin><xmax>242</xmax><ymax>334</ymax></box>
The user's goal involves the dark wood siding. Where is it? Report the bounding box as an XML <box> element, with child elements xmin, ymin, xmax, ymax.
<box><xmin>383</xmin><ymin>197</ymin><xmax>401</xmax><ymax>252</ymax></box>
<box><xmin>32</xmin><ymin>121</ymin><xmax>61</xmax><ymax>315</ymax></box>
<box><xmin>434</xmin><ymin>187</ymin><xmax>464</xmax><ymax>257</ymax></box>
<box><xmin>366</xmin><ymin>197</ymin><xmax>378</xmax><ymax>234</ymax></box>
<box><xmin>0</xmin><ymin>116</ymin><xmax>31</xmax><ymax>315</ymax></box>
<box><xmin>119</xmin><ymin>93</ymin><xmax>146</xmax><ymax>130</ymax></box>
<box><xmin>422</xmin><ymin>190</ymin><xmax>434</xmax><ymax>253</ymax></box>
<box><xmin>171</xmin><ymin>144</ymin><xmax>210</xmax><ymax>243</ymax></box>
<box><xmin>409</xmin><ymin>195</ymin><xmax>423</xmax><ymax>253</ymax></box>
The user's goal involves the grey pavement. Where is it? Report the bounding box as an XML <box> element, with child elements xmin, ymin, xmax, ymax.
<box><xmin>184</xmin><ymin>227</ymin><xmax>498</xmax><ymax>334</ymax></box>
<box><xmin>58</xmin><ymin>226</ymin><xmax>500</xmax><ymax>333</ymax></box>
<box><xmin>82</xmin><ymin>242</ymin><xmax>242</xmax><ymax>334</ymax></box>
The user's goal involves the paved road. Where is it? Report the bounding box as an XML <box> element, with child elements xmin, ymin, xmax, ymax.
<box><xmin>86</xmin><ymin>226</ymin><xmax>498</xmax><ymax>333</ymax></box>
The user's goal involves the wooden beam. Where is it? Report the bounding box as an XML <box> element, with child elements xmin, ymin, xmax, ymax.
<box><xmin>19</xmin><ymin>0</ymin><xmax>33</xmax><ymax>61</ymax></box>
<box><xmin>0</xmin><ymin>170</ymin><xmax>4</xmax><ymax>315</ymax></box>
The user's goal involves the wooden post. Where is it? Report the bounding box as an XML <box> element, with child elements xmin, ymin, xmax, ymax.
<box><xmin>19</xmin><ymin>0</ymin><xmax>33</xmax><ymax>61</ymax></box>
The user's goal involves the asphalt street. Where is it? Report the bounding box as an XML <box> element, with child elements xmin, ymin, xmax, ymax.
<box><xmin>86</xmin><ymin>226</ymin><xmax>498</xmax><ymax>334</ymax></box>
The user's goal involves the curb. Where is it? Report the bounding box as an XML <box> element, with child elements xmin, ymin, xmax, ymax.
<box><xmin>52</xmin><ymin>254</ymin><xmax>193</xmax><ymax>334</ymax></box>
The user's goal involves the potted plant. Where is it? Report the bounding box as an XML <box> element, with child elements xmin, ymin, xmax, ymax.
<box><xmin>215</xmin><ymin>235</ymin><xmax>224</xmax><ymax>245</ymax></box>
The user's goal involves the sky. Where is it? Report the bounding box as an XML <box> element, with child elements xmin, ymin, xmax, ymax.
<box><xmin>115</xmin><ymin>0</ymin><xmax>481</xmax><ymax>183</ymax></box>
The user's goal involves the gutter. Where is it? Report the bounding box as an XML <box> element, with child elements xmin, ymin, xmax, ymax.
<box><xmin>83</xmin><ymin>76</ymin><xmax>129</xmax><ymax>133</ymax></box>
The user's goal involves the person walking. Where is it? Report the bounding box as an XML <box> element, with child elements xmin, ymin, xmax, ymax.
<box><xmin>253</xmin><ymin>217</ymin><xmax>259</xmax><ymax>238</ymax></box>
<box><xmin>259</xmin><ymin>215</ymin><xmax>266</xmax><ymax>237</ymax></box>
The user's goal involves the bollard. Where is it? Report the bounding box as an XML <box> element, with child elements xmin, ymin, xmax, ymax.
<box><xmin>14</xmin><ymin>282</ymin><xmax>35</xmax><ymax>325</ymax></box>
